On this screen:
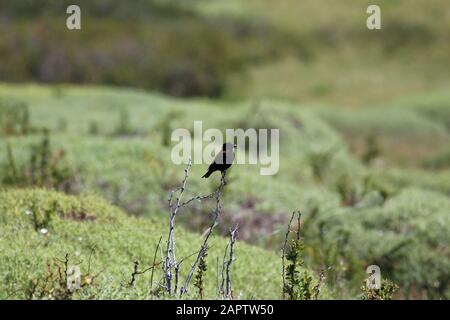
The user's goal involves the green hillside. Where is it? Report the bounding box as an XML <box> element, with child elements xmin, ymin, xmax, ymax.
<box><xmin>1</xmin><ymin>84</ymin><xmax>449</xmax><ymax>299</ymax></box>
<box><xmin>195</xmin><ymin>0</ymin><xmax>450</xmax><ymax>106</ymax></box>
<box><xmin>1</xmin><ymin>0</ymin><xmax>449</xmax><ymax>106</ymax></box>
<box><xmin>0</xmin><ymin>188</ymin><xmax>289</xmax><ymax>299</ymax></box>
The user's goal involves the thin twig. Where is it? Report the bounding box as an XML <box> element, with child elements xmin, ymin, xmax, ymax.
<box><xmin>63</xmin><ymin>253</ymin><xmax>69</xmax><ymax>285</ymax></box>
<box><xmin>221</xmin><ymin>244</ymin><xmax>228</xmax><ymax>297</ymax></box>
<box><xmin>150</xmin><ymin>236</ymin><xmax>162</xmax><ymax>293</ymax></box>
<box><xmin>179</xmin><ymin>192</ymin><xmax>216</xmax><ymax>207</ymax></box>
<box><xmin>164</xmin><ymin>159</ymin><xmax>192</xmax><ymax>295</ymax></box>
<box><xmin>225</xmin><ymin>224</ymin><xmax>238</xmax><ymax>299</ymax></box>
<box><xmin>129</xmin><ymin>261</ymin><xmax>140</xmax><ymax>286</ymax></box>
<box><xmin>128</xmin><ymin>244</ymin><xmax>201</xmax><ymax>290</ymax></box>
<box><xmin>129</xmin><ymin>261</ymin><xmax>164</xmax><ymax>286</ymax></box>
<box><xmin>216</xmin><ymin>256</ymin><xmax>220</xmax><ymax>297</ymax></box>
<box><xmin>296</xmin><ymin>212</ymin><xmax>301</xmax><ymax>241</ymax></box>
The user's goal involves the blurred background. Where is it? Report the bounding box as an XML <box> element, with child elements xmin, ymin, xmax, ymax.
<box><xmin>1</xmin><ymin>0</ymin><xmax>449</xmax><ymax>105</ymax></box>
<box><xmin>0</xmin><ymin>0</ymin><xmax>449</xmax><ymax>299</ymax></box>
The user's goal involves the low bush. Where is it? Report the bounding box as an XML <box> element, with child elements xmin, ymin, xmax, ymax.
<box><xmin>0</xmin><ymin>99</ymin><xmax>32</xmax><ymax>135</ymax></box>
<box><xmin>0</xmin><ymin>188</ymin><xmax>293</xmax><ymax>299</ymax></box>
<box><xmin>2</xmin><ymin>133</ymin><xmax>80</xmax><ymax>193</ymax></box>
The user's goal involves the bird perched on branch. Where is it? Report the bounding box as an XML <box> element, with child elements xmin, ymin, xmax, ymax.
<box><xmin>202</xmin><ymin>143</ymin><xmax>237</xmax><ymax>178</ymax></box>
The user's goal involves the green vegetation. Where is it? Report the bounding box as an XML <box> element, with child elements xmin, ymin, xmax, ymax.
<box><xmin>361</xmin><ymin>279</ymin><xmax>399</xmax><ymax>300</ymax></box>
<box><xmin>2</xmin><ymin>132</ymin><xmax>78</xmax><ymax>192</ymax></box>
<box><xmin>204</xmin><ymin>0</ymin><xmax>450</xmax><ymax>106</ymax></box>
<box><xmin>1</xmin><ymin>0</ymin><xmax>449</xmax><ymax>300</ymax></box>
<box><xmin>2</xmin><ymin>0</ymin><xmax>449</xmax><ymax>106</ymax></box>
<box><xmin>0</xmin><ymin>188</ymin><xmax>288</xmax><ymax>299</ymax></box>
<box><xmin>0</xmin><ymin>0</ymin><xmax>291</xmax><ymax>98</ymax></box>
<box><xmin>282</xmin><ymin>212</ymin><xmax>321</xmax><ymax>300</ymax></box>
<box><xmin>0</xmin><ymin>98</ymin><xmax>32</xmax><ymax>135</ymax></box>
<box><xmin>0</xmin><ymin>84</ymin><xmax>448</xmax><ymax>299</ymax></box>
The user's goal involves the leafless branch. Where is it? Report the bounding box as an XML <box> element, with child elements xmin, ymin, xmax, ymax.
<box><xmin>220</xmin><ymin>244</ymin><xmax>228</xmax><ymax>297</ymax></box>
<box><xmin>179</xmin><ymin>171</ymin><xmax>227</xmax><ymax>297</ymax></box>
<box><xmin>150</xmin><ymin>236</ymin><xmax>162</xmax><ymax>293</ymax></box>
<box><xmin>129</xmin><ymin>261</ymin><xmax>140</xmax><ymax>286</ymax></box>
<box><xmin>216</xmin><ymin>256</ymin><xmax>220</xmax><ymax>297</ymax></box>
<box><xmin>225</xmin><ymin>224</ymin><xmax>238</xmax><ymax>299</ymax></box>
<box><xmin>164</xmin><ymin>158</ymin><xmax>192</xmax><ymax>295</ymax></box>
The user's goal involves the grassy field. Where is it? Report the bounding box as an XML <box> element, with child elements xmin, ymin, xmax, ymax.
<box><xmin>0</xmin><ymin>188</ymin><xmax>289</xmax><ymax>299</ymax></box>
<box><xmin>1</xmin><ymin>83</ymin><xmax>449</xmax><ymax>299</ymax></box>
<box><xmin>1</xmin><ymin>0</ymin><xmax>449</xmax><ymax>301</ymax></box>
<box><xmin>2</xmin><ymin>1</ymin><xmax>450</xmax><ymax>107</ymax></box>
<box><xmin>193</xmin><ymin>0</ymin><xmax>450</xmax><ymax>106</ymax></box>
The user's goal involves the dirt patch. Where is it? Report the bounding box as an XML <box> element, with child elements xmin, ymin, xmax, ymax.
<box><xmin>61</xmin><ymin>211</ymin><xmax>96</xmax><ymax>222</ymax></box>
<box><xmin>219</xmin><ymin>209</ymin><xmax>287</xmax><ymax>246</ymax></box>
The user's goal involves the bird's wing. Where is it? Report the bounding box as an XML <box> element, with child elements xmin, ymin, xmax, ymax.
<box><xmin>214</xmin><ymin>150</ymin><xmax>233</xmax><ymax>165</ymax></box>
<box><xmin>211</xmin><ymin>150</ymin><xmax>223</xmax><ymax>165</ymax></box>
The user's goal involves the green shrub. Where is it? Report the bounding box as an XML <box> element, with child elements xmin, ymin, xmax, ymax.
<box><xmin>0</xmin><ymin>189</ymin><xmax>295</xmax><ymax>299</ymax></box>
<box><xmin>0</xmin><ymin>99</ymin><xmax>32</xmax><ymax>135</ymax></box>
<box><xmin>0</xmin><ymin>84</ymin><xmax>448</xmax><ymax>299</ymax></box>
<box><xmin>319</xmin><ymin>189</ymin><xmax>449</xmax><ymax>298</ymax></box>
<box><xmin>423</xmin><ymin>147</ymin><xmax>450</xmax><ymax>170</ymax></box>
<box><xmin>0</xmin><ymin>1</ymin><xmax>290</xmax><ymax>97</ymax></box>
<box><xmin>282</xmin><ymin>212</ymin><xmax>323</xmax><ymax>300</ymax></box>
<box><xmin>2</xmin><ymin>133</ymin><xmax>79</xmax><ymax>193</ymax></box>
<box><xmin>361</xmin><ymin>279</ymin><xmax>399</xmax><ymax>300</ymax></box>
<box><xmin>362</xmin><ymin>134</ymin><xmax>381</xmax><ymax>165</ymax></box>
<box><xmin>112</xmin><ymin>108</ymin><xmax>137</xmax><ymax>137</ymax></box>
<box><xmin>194</xmin><ymin>248</ymin><xmax>208</xmax><ymax>299</ymax></box>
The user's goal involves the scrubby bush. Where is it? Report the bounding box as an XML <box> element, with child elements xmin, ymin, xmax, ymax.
<box><xmin>0</xmin><ymin>84</ymin><xmax>449</xmax><ymax>299</ymax></box>
<box><xmin>305</xmin><ymin>189</ymin><xmax>450</xmax><ymax>299</ymax></box>
<box><xmin>423</xmin><ymin>147</ymin><xmax>450</xmax><ymax>170</ymax></box>
<box><xmin>2</xmin><ymin>133</ymin><xmax>80</xmax><ymax>193</ymax></box>
<box><xmin>0</xmin><ymin>189</ymin><xmax>288</xmax><ymax>299</ymax></box>
<box><xmin>0</xmin><ymin>1</ymin><xmax>289</xmax><ymax>97</ymax></box>
<box><xmin>361</xmin><ymin>279</ymin><xmax>399</xmax><ymax>300</ymax></box>
<box><xmin>362</xmin><ymin>134</ymin><xmax>381</xmax><ymax>165</ymax></box>
<box><xmin>282</xmin><ymin>212</ymin><xmax>324</xmax><ymax>300</ymax></box>
<box><xmin>112</xmin><ymin>108</ymin><xmax>137</xmax><ymax>137</ymax></box>
<box><xmin>0</xmin><ymin>99</ymin><xmax>32</xmax><ymax>135</ymax></box>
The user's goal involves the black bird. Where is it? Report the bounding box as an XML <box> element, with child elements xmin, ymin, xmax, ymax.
<box><xmin>202</xmin><ymin>143</ymin><xmax>237</xmax><ymax>178</ymax></box>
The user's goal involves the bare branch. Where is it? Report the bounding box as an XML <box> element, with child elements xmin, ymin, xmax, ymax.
<box><xmin>225</xmin><ymin>224</ymin><xmax>238</xmax><ymax>299</ymax></box>
<box><xmin>179</xmin><ymin>192</ymin><xmax>216</xmax><ymax>207</ymax></box>
<box><xmin>220</xmin><ymin>244</ymin><xmax>228</xmax><ymax>297</ymax></box>
<box><xmin>216</xmin><ymin>256</ymin><xmax>220</xmax><ymax>297</ymax></box>
<box><xmin>180</xmin><ymin>171</ymin><xmax>227</xmax><ymax>297</ymax></box>
<box><xmin>164</xmin><ymin>159</ymin><xmax>192</xmax><ymax>295</ymax></box>
<box><xmin>150</xmin><ymin>236</ymin><xmax>162</xmax><ymax>293</ymax></box>
<box><xmin>129</xmin><ymin>261</ymin><xmax>140</xmax><ymax>286</ymax></box>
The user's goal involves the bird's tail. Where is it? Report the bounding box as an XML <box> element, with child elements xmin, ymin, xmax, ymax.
<box><xmin>202</xmin><ymin>170</ymin><xmax>212</xmax><ymax>178</ymax></box>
